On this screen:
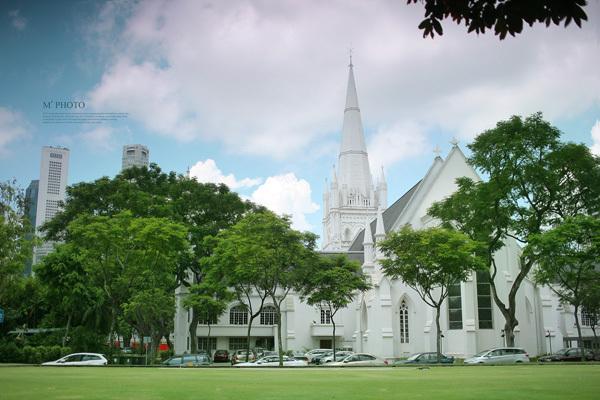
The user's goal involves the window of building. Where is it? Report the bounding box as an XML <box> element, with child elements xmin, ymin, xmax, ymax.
<box><xmin>199</xmin><ymin>311</ymin><xmax>218</xmax><ymax>325</ymax></box>
<box><xmin>399</xmin><ymin>300</ymin><xmax>409</xmax><ymax>343</ymax></box>
<box><xmin>229</xmin><ymin>305</ymin><xmax>248</xmax><ymax>325</ymax></box>
<box><xmin>198</xmin><ymin>337</ymin><xmax>217</xmax><ymax>352</ymax></box>
<box><xmin>320</xmin><ymin>308</ymin><xmax>332</xmax><ymax>324</ymax></box>
<box><xmin>50</xmin><ymin>153</ymin><xmax>63</xmax><ymax>159</ymax></box>
<box><xmin>581</xmin><ymin>308</ymin><xmax>596</xmax><ymax>327</ymax></box>
<box><xmin>260</xmin><ymin>305</ymin><xmax>278</xmax><ymax>325</ymax></box>
<box><xmin>229</xmin><ymin>337</ymin><xmax>248</xmax><ymax>351</ymax></box>
<box><xmin>476</xmin><ymin>271</ymin><xmax>493</xmax><ymax>329</ymax></box>
<box><xmin>448</xmin><ymin>283</ymin><xmax>463</xmax><ymax>330</ymax></box>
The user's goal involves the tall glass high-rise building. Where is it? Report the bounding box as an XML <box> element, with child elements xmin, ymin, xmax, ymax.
<box><xmin>32</xmin><ymin>146</ymin><xmax>70</xmax><ymax>266</ymax></box>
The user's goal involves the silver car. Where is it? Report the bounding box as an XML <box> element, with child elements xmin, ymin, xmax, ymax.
<box><xmin>464</xmin><ymin>347</ymin><xmax>530</xmax><ymax>364</ymax></box>
<box><xmin>328</xmin><ymin>353</ymin><xmax>388</xmax><ymax>366</ymax></box>
<box><xmin>42</xmin><ymin>353</ymin><xmax>108</xmax><ymax>366</ymax></box>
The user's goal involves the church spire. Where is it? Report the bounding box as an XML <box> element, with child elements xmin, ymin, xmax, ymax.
<box><xmin>338</xmin><ymin>59</ymin><xmax>373</xmax><ymax>199</ymax></box>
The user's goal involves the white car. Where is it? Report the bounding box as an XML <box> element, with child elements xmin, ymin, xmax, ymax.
<box><xmin>42</xmin><ymin>353</ymin><xmax>108</xmax><ymax>366</ymax></box>
<box><xmin>236</xmin><ymin>355</ymin><xmax>308</xmax><ymax>367</ymax></box>
<box><xmin>304</xmin><ymin>348</ymin><xmax>332</xmax><ymax>363</ymax></box>
<box><xmin>464</xmin><ymin>347</ymin><xmax>530</xmax><ymax>364</ymax></box>
<box><xmin>328</xmin><ymin>353</ymin><xmax>388</xmax><ymax>367</ymax></box>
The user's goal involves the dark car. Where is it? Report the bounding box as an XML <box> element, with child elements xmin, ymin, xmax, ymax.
<box><xmin>538</xmin><ymin>348</ymin><xmax>595</xmax><ymax>362</ymax></box>
<box><xmin>394</xmin><ymin>352</ymin><xmax>455</xmax><ymax>365</ymax></box>
<box><xmin>162</xmin><ymin>354</ymin><xmax>211</xmax><ymax>367</ymax></box>
<box><xmin>213</xmin><ymin>349</ymin><xmax>230</xmax><ymax>363</ymax></box>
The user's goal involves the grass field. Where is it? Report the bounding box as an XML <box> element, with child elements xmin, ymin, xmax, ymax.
<box><xmin>2</xmin><ymin>364</ymin><xmax>599</xmax><ymax>400</ymax></box>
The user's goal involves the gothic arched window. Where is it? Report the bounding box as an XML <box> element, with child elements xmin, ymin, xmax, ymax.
<box><xmin>399</xmin><ymin>300</ymin><xmax>409</xmax><ymax>343</ymax></box>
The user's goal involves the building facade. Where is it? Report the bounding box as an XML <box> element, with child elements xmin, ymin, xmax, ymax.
<box><xmin>173</xmin><ymin>63</ymin><xmax>588</xmax><ymax>359</ymax></box>
<box><xmin>122</xmin><ymin>144</ymin><xmax>150</xmax><ymax>170</ymax></box>
<box><xmin>32</xmin><ymin>146</ymin><xmax>70</xmax><ymax>266</ymax></box>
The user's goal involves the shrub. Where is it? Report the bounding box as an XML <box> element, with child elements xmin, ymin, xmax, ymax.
<box><xmin>0</xmin><ymin>341</ymin><xmax>23</xmax><ymax>363</ymax></box>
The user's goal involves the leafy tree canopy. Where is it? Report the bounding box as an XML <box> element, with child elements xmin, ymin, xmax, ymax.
<box><xmin>409</xmin><ymin>0</ymin><xmax>588</xmax><ymax>39</ymax></box>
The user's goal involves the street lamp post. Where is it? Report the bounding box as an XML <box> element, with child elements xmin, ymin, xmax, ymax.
<box><xmin>545</xmin><ymin>330</ymin><xmax>552</xmax><ymax>354</ymax></box>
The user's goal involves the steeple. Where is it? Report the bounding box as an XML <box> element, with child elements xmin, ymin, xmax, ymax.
<box><xmin>337</xmin><ymin>60</ymin><xmax>373</xmax><ymax>200</ymax></box>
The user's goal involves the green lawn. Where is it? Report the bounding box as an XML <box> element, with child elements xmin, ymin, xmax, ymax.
<box><xmin>2</xmin><ymin>365</ymin><xmax>598</xmax><ymax>400</ymax></box>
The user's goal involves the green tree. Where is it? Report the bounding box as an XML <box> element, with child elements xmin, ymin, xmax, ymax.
<box><xmin>208</xmin><ymin>211</ymin><xmax>317</xmax><ymax>366</ymax></box>
<box><xmin>123</xmin><ymin>288</ymin><xmax>174</xmax><ymax>363</ymax></box>
<box><xmin>35</xmin><ymin>244</ymin><xmax>103</xmax><ymax>346</ymax></box>
<box><xmin>43</xmin><ymin>165</ymin><xmax>253</xmax><ymax>344</ymax></box>
<box><xmin>379</xmin><ymin>226</ymin><xmax>485</xmax><ymax>361</ymax></box>
<box><xmin>429</xmin><ymin>112</ymin><xmax>600</xmax><ymax>346</ymax></box>
<box><xmin>182</xmin><ymin>279</ymin><xmax>231</xmax><ymax>355</ymax></box>
<box><xmin>64</xmin><ymin>211</ymin><xmax>190</xmax><ymax>346</ymax></box>
<box><xmin>527</xmin><ymin>215</ymin><xmax>600</xmax><ymax>354</ymax></box>
<box><xmin>581</xmin><ymin>281</ymin><xmax>600</xmax><ymax>348</ymax></box>
<box><xmin>300</xmin><ymin>255</ymin><xmax>370</xmax><ymax>361</ymax></box>
<box><xmin>409</xmin><ymin>0</ymin><xmax>588</xmax><ymax>40</ymax></box>
<box><xmin>0</xmin><ymin>180</ymin><xmax>37</xmax><ymax>334</ymax></box>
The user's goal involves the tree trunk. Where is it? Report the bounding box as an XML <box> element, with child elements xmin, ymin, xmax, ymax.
<box><xmin>435</xmin><ymin>306</ymin><xmax>442</xmax><ymax>362</ymax></box>
<box><xmin>245</xmin><ymin>315</ymin><xmax>257</xmax><ymax>362</ymax></box>
<box><xmin>274</xmin><ymin>305</ymin><xmax>283</xmax><ymax>367</ymax></box>
<box><xmin>332</xmin><ymin>317</ymin><xmax>337</xmax><ymax>362</ymax></box>
<box><xmin>574</xmin><ymin>305</ymin><xmax>584</xmax><ymax>358</ymax></box>
<box><xmin>503</xmin><ymin>320</ymin><xmax>517</xmax><ymax>347</ymax></box>
<box><xmin>207</xmin><ymin>323</ymin><xmax>212</xmax><ymax>357</ymax></box>
<box><xmin>62</xmin><ymin>313</ymin><xmax>72</xmax><ymax>348</ymax></box>
<box><xmin>188</xmin><ymin>310</ymin><xmax>199</xmax><ymax>354</ymax></box>
<box><xmin>151</xmin><ymin>333</ymin><xmax>161</xmax><ymax>365</ymax></box>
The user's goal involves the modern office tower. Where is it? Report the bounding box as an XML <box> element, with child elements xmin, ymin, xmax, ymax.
<box><xmin>23</xmin><ymin>180</ymin><xmax>39</xmax><ymax>275</ymax></box>
<box><xmin>121</xmin><ymin>144</ymin><xmax>150</xmax><ymax>170</ymax></box>
<box><xmin>32</xmin><ymin>146</ymin><xmax>70</xmax><ymax>265</ymax></box>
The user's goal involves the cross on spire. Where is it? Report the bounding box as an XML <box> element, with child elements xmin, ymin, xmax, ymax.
<box><xmin>433</xmin><ymin>145</ymin><xmax>442</xmax><ymax>158</ymax></box>
<box><xmin>450</xmin><ymin>137</ymin><xmax>459</xmax><ymax>147</ymax></box>
<box><xmin>349</xmin><ymin>47</ymin><xmax>353</xmax><ymax>67</ymax></box>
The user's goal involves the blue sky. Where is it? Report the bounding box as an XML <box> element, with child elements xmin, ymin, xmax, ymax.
<box><xmin>1</xmin><ymin>0</ymin><xmax>600</xmax><ymax>240</ymax></box>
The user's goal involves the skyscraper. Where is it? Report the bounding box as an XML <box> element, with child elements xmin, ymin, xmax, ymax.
<box><xmin>121</xmin><ymin>144</ymin><xmax>149</xmax><ymax>170</ymax></box>
<box><xmin>32</xmin><ymin>146</ymin><xmax>69</xmax><ymax>265</ymax></box>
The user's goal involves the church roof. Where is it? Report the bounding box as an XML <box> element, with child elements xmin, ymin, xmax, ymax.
<box><xmin>348</xmin><ymin>179</ymin><xmax>422</xmax><ymax>252</ymax></box>
<box><xmin>319</xmin><ymin>250</ymin><xmax>365</xmax><ymax>263</ymax></box>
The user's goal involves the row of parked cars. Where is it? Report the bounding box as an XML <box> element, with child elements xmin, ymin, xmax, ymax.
<box><xmin>39</xmin><ymin>347</ymin><xmax>600</xmax><ymax>367</ymax></box>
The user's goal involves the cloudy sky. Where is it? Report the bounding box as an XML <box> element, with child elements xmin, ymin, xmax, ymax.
<box><xmin>1</xmin><ymin>0</ymin><xmax>599</xmax><ymax>238</ymax></box>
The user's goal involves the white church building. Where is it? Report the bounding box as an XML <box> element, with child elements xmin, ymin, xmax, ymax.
<box><xmin>173</xmin><ymin>62</ymin><xmax>596</xmax><ymax>359</ymax></box>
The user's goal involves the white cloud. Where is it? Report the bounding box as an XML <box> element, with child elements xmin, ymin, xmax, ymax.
<box><xmin>368</xmin><ymin>121</ymin><xmax>428</xmax><ymax>169</ymax></box>
<box><xmin>85</xmin><ymin>0</ymin><xmax>600</xmax><ymax>160</ymax></box>
<box><xmin>0</xmin><ymin>107</ymin><xmax>30</xmax><ymax>155</ymax></box>
<box><xmin>189</xmin><ymin>159</ymin><xmax>262</xmax><ymax>189</ymax></box>
<box><xmin>8</xmin><ymin>10</ymin><xmax>27</xmax><ymax>31</ymax></box>
<box><xmin>250</xmin><ymin>173</ymin><xmax>319</xmax><ymax>231</ymax></box>
<box><xmin>591</xmin><ymin>120</ymin><xmax>600</xmax><ymax>156</ymax></box>
<box><xmin>79</xmin><ymin>126</ymin><xmax>115</xmax><ymax>152</ymax></box>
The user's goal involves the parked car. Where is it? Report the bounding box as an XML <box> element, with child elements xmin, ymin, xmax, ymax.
<box><xmin>305</xmin><ymin>349</ymin><xmax>333</xmax><ymax>364</ymax></box>
<box><xmin>538</xmin><ymin>348</ymin><xmax>596</xmax><ymax>362</ymax></box>
<box><xmin>231</xmin><ymin>349</ymin><xmax>256</xmax><ymax>365</ymax></box>
<box><xmin>318</xmin><ymin>351</ymin><xmax>354</xmax><ymax>365</ymax></box>
<box><xmin>42</xmin><ymin>353</ymin><xmax>108</xmax><ymax>366</ymax></box>
<box><xmin>328</xmin><ymin>353</ymin><xmax>388</xmax><ymax>366</ymax></box>
<box><xmin>213</xmin><ymin>349</ymin><xmax>230</xmax><ymax>363</ymax></box>
<box><xmin>162</xmin><ymin>354</ymin><xmax>211</xmax><ymax>367</ymax></box>
<box><xmin>236</xmin><ymin>355</ymin><xmax>308</xmax><ymax>367</ymax></box>
<box><xmin>394</xmin><ymin>352</ymin><xmax>455</xmax><ymax>365</ymax></box>
<box><xmin>464</xmin><ymin>348</ymin><xmax>530</xmax><ymax>364</ymax></box>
